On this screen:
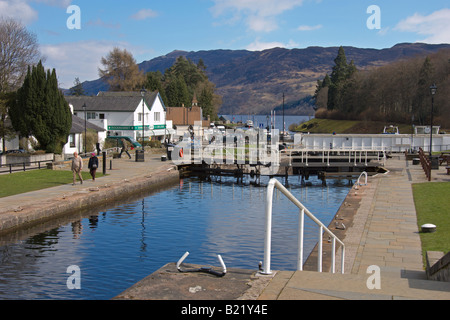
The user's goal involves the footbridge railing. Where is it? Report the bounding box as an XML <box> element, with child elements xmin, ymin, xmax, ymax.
<box><xmin>261</xmin><ymin>178</ymin><xmax>345</xmax><ymax>275</ymax></box>
<box><xmin>418</xmin><ymin>147</ymin><xmax>431</xmax><ymax>181</ymax></box>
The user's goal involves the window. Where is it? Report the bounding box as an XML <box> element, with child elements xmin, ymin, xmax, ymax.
<box><xmin>87</xmin><ymin>112</ymin><xmax>96</xmax><ymax>120</ymax></box>
<box><xmin>138</xmin><ymin>113</ymin><xmax>143</xmax><ymax>122</ymax></box>
<box><xmin>154</xmin><ymin>112</ymin><xmax>160</xmax><ymax>122</ymax></box>
<box><xmin>99</xmin><ymin>113</ymin><xmax>105</xmax><ymax>120</ymax></box>
<box><xmin>69</xmin><ymin>134</ymin><xmax>75</xmax><ymax>148</ymax></box>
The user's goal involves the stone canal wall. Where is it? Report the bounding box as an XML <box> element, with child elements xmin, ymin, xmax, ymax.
<box><xmin>0</xmin><ymin>166</ymin><xmax>180</xmax><ymax>235</ymax></box>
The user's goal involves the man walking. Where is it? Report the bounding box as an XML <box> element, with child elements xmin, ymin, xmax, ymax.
<box><xmin>72</xmin><ymin>151</ymin><xmax>83</xmax><ymax>185</ymax></box>
<box><xmin>119</xmin><ymin>138</ymin><xmax>132</xmax><ymax>159</ymax></box>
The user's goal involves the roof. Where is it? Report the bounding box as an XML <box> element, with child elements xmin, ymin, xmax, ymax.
<box><xmin>70</xmin><ymin>114</ymin><xmax>106</xmax><ymax>134</ymax></box>
<box><xmin>65</xmin><ymin>91</ymin><xmax>164</xmax><ymax>112</ymax></box>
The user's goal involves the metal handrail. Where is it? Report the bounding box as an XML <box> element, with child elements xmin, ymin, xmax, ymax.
<box><xmin>287</xmin><ymin>148</ymin><xmax>387</xmax><ymax>167</ymax></box>
<box><xmin>356</xmin><ymin>171</ymin><xmax>368</xmax><ymax>186</ymax></box>
<box><xmin>418</xmin><ymin>147</ymin><xmax>431</xmax><ymax>181</ymax></box>
<box><xmin>261</xmin><ymin>178</ymin><xmax>345</xmax><ymax>275</ymax></box>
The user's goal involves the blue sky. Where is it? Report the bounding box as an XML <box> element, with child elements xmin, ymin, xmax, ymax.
<box><xmin>1</xmin><ymin>0</ymin><xmax>449</xmax><ymax>88</ymax></box>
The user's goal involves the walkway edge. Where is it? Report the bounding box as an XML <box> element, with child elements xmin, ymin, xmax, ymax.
<box><xmin>0</xmin><ymin>167</ymin><xmax>180</xmax><ymax>235</ymax></box>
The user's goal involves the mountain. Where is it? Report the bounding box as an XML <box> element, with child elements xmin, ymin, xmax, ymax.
<box><xmin>79</xmin><ymin>43</ymin><xmax>450</xmax><ymax>115</ymax></box>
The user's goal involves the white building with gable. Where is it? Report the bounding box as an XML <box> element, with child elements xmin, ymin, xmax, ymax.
<box><xmin>65</xmin><ymin>91</ymin><xmax>173</xmax><ymax>143</ymax></box>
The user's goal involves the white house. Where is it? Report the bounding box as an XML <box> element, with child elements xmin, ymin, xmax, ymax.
<box><xmin>62</xmin><ymin>113</ymin><xmax>107</xmax><ymax>157</ymax></box>
<box><xmin>65</xmin><ymin>91</ymin><xmax>173</xmax><ymax>142</ymax></box>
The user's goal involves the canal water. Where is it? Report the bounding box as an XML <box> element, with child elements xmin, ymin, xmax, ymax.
<box><xmin>0</xmin><ymin>175</ymin><xmax>350</xmax><ymax>300</ymax></box>
<box><xmin>220</xmin><ymin>114</ymin><xmax>312</xmax><ymax>132</ymax></box>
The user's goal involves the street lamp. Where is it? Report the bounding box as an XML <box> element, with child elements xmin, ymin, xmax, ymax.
<box><xmin>429</xmin><ymin>84</ymin><xmax>437</xmax><ymax>156</ymax></box>
<box><xmin>82</xmin><ymin>103</ymin><xmax>87</xmax><ymax>154</ymax></box>
<box><xmin>281</xmin><ymin>92</ymin><xmax>285</xmax><ymax>142</ymax></box>
<box><xmin>140</xmin><ymin>87</ymin><xmax>147</xmax><ymax>151</ymax></box>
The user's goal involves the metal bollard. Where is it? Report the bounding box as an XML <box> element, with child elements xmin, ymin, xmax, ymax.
<box><xmin>102</xmin><ymin>151</ymin><xmax>107</xmax><ymax>175</ymax></box>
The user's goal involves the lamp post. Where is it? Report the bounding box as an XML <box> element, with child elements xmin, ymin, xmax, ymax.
<box><xmin>140</xmin><ymin>87</ymin><xmax>146</xmax><ymax>151</ymax></box>
<box><xmin>282</xmin><ymin>92</ymin><xmax>285</xmax><ymax>142</ymax></box>
<box><xmin>83</xmin><ymin>103</ymin><xmax>87</xmax><ymax>154</ymax></box>
<box><xmin>429</xmin><ymin>84</ymin><xmax>437</xmax><ymax>157</ymax></box>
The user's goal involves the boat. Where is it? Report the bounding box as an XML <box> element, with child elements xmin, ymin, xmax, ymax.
<box><xmin>245</xmin><ymin>120</ymin><xmax>254</xmax><ymax>128</ymax></box>
<box><xmin>383</xmin><ymin>125</ymin><xmax>399</xmax><ymax>134</ymax></box>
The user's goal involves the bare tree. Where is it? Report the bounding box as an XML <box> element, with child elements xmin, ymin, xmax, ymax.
<box><xmin>98</xmin><ymin>47</ymin><xmax>145</xmax><ymax>91</ymax></box>
<box><xmin>0</xmin><ymin>18</ymin><xmax>41</xmax><ymax>151</ymax></box>
<box><xmin>0</xmin><ymin>18</ymin><xmax>41</xmax><ymax>93</ymax></box>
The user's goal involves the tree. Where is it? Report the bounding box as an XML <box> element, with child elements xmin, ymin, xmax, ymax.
<box><xmin>98</xmin><ymin>47</ymin><xmax>145</xmax><ymax>91</ymax></box>
<box><xmin>0</xmin><ymin>92</ymin><xmax>17</xmax><ymax>151</ymax></box>
<box><xmin>165</xmin><ymin>75</ymin><xmax>190</xmax><ymax>108</ymax></box>
<box><xmin>144</xmin><ymin>56</ymin><xmax>221</xmax><ymax>120</ymax></box>
<box><xmin>10</xmin><ymin>61</ymin><xmax>72</xmax><ymax>154</ymax></box>
<box><xmin>69</xmin><ymin>77</ymin><xmax>85</xmax><ymax>96</ymax></box>
<box><xmin>198</xmin><ymin>86</ymin><xmax>214</xmax><ymax>119</ymax></box>
<box><xmin>328</xmin><ymin>46</ymin><xmax>349</xmax><ymax>110</ymax></box>
<box><xmin>0</xmin><ymin>18</ymin><xmax>40</xmax><ymax>93</ymax></box>
<box><xmin>0</xmin><ymin>18</ymin><xmax>41</xmax><ymax>151</ymax></box>
<box><xmin>414</xmin><ymin>57</ymin><xmax>434</xmax><ymax>125</ymax></box>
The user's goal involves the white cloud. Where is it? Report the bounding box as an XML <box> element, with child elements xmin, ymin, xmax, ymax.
<box><xmin>297</xmin><ymin>24</ymin><xmax>322</xmax><ymax>31</ymax></box>
<box><xmin>211</xmin><ymin>0</ymin><xmax>304</xmax><ymax>32</ymax></box>
<box><xmin>32</xmin><ymin>0</ymin><xmax>72</xmax><ymax>7</ymax></box>
<box><xmin>395</xmin><ymin>8</ymin><xmax>450</xmax><ymax>44</ymax></box>
<box><xmin>246</xmin><ymin>38</ymin><xmax>299</xmax><ymax>51</ymax></box>
<box><xmin>0</xmin><ymin>0</ymin><xmax>38</xmax><ymax>24</ymax></box>
<box><xmin>0</xmin><ymin>0</ymin><xmax>72</xmax><ymax>24</ymax></box>
<box><xmin>40</xmin><ymin>40</ymin><xmax>130</xmax><ymax>88</ymax></box>
<box><xmin>130</xmin><ymin>9</ymin><xmax>158</xmax><ymax>21</ymax></box>
<box><xmin>86</xmin><ymin>18</ymin><xmax>121</xmax><ymax>30</ymax></box>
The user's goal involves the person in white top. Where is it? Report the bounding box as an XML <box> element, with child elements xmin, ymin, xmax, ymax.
<box><xmin>71</xmin><ymin>151</ymin><xmax>83</xmax><ymax>185</ymax></box>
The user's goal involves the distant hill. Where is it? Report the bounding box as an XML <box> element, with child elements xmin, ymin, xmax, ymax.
<box><xmin>78</xmin><ymin>43</ymin><xmax>450</xmax><ymax>115</ymax></box>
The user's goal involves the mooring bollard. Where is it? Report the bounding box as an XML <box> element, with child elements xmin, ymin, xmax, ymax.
<box><xmin>102</xmin><ymin>151</ymin><xmax>107</xmax><ymax>175</ymax></box>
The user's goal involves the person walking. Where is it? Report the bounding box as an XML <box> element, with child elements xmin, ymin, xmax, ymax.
<box><xmin>72</xmin><ymin>151</ymin><xmax>83</xmax><ymax>185</ymax></box>
<box><xmin>88</xmin><ymin>153</ymin><xmax>99</xmax><ymax>181</ymax></box>
<box><xmin>119</xmin><ymin>138</ymin><xmax>132</xmax><ymax>159</ymax></box>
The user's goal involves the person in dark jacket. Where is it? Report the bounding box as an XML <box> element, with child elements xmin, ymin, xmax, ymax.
<box><xmin>119</xmin><ymin>138</ymin><xmax>132</xmax><ymax>159</ymax></box>
<box><xmin>88</xmin><ymin>153</ymin><xmax>99</xmax><ymax>181</ymax></box>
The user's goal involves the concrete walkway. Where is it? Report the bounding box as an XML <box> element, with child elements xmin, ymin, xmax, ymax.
<box><xmin>258</xmin><ymin>154</ymin><xmax>450</xmax><ymax>299</ymax></box>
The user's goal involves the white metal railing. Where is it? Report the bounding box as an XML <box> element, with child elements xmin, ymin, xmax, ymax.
<box><xmin>261</xmin><ymin>178</ymin><xmax>345</xmax><ymax>275</ymax></box>
<box><xmin>286</xmin><ymin>148</ymin><xmax>387</xmax><ymax>167</ymax></box>
<box><xmin>356</xmin><ymin>171</ymin><xmax>368</xmax><ymax>186</ymax></box>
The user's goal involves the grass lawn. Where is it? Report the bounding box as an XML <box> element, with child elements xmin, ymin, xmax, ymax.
<box><xmin>0</xmin><ymin>169</ymin><xmax>105</xmax><ymax>198</ymax></box>
<box><xmin>293</xmin><ymin>118</ymin><xmax>414</xmax><ymax>134</ymax></box>
<box><xmin>412</xmin><ymin>182</ymin><xmax>450</xmax><ymax>260</ymax></box>
<box><xmin>294</xmin><ymin>118</ymin><xmax>360</xmax><ymax>133</ymax></box>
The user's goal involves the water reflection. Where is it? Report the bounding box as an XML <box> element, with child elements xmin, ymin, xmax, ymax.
<box><xmin>0</xmin><ymin>175</ymin><xmax>350</xmax><ymax>300</ymax></box>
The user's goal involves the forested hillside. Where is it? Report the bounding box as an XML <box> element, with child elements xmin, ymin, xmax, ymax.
<box><xmin>314</xmin><ymin>47</ymin><xmax>450</xmax><ymax>128</ymax></box>
<box><xmin>78</xmin><ymin>43</ymin><xmax>450</xmax><ymax>116</ymax></box>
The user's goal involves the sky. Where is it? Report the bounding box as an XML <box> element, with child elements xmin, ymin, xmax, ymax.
<box><xmin>1</xmin><ymin>0</ymin><xmax>449</xmax><ymax>88</ymax></box>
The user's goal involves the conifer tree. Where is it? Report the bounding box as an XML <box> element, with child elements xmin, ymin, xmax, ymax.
<box><xmin>69</xmin><ymin>77</ymin><xmax>85</xmax><ymax>96</ymax></box>
<box><xmin>414</xmin><ymin>57</ymin><xmax>434</xmax><ymax>125</ymax></box>
<box><xmin>10</xmin><ymin>61</ymin><xmax>71</xmax><ymax>153</ymax></box>
<box><xmin>327</xmin><ymin>46</ymin><xmax>348</xmax><ymax>110</ymax></box>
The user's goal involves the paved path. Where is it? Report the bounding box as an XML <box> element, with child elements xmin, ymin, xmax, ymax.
<box><xmin>258</xmin><ymin>154</ymin><xmax>450</xmax><ymax>299</ymax></box>
<box><xmin>0</xmin><ymin>150</ymin><xmax>178</xmax><ymax>233</ymax></box>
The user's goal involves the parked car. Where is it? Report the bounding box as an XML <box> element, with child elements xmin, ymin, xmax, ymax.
<box><xmin>106</xmin><ymin>136</ymin><xmax>142</xmax><ymax>148</ymax></box>
<box><xmin>0</xmin><ymin>149</ymin><xmax>26</xmax><ymax>155</ymax></box>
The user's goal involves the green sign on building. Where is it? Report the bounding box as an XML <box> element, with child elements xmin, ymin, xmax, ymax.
<box><xmin>108</xmin><ymin>125</ymin><xmax>166</xmax><ymax>131</ymax></box>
